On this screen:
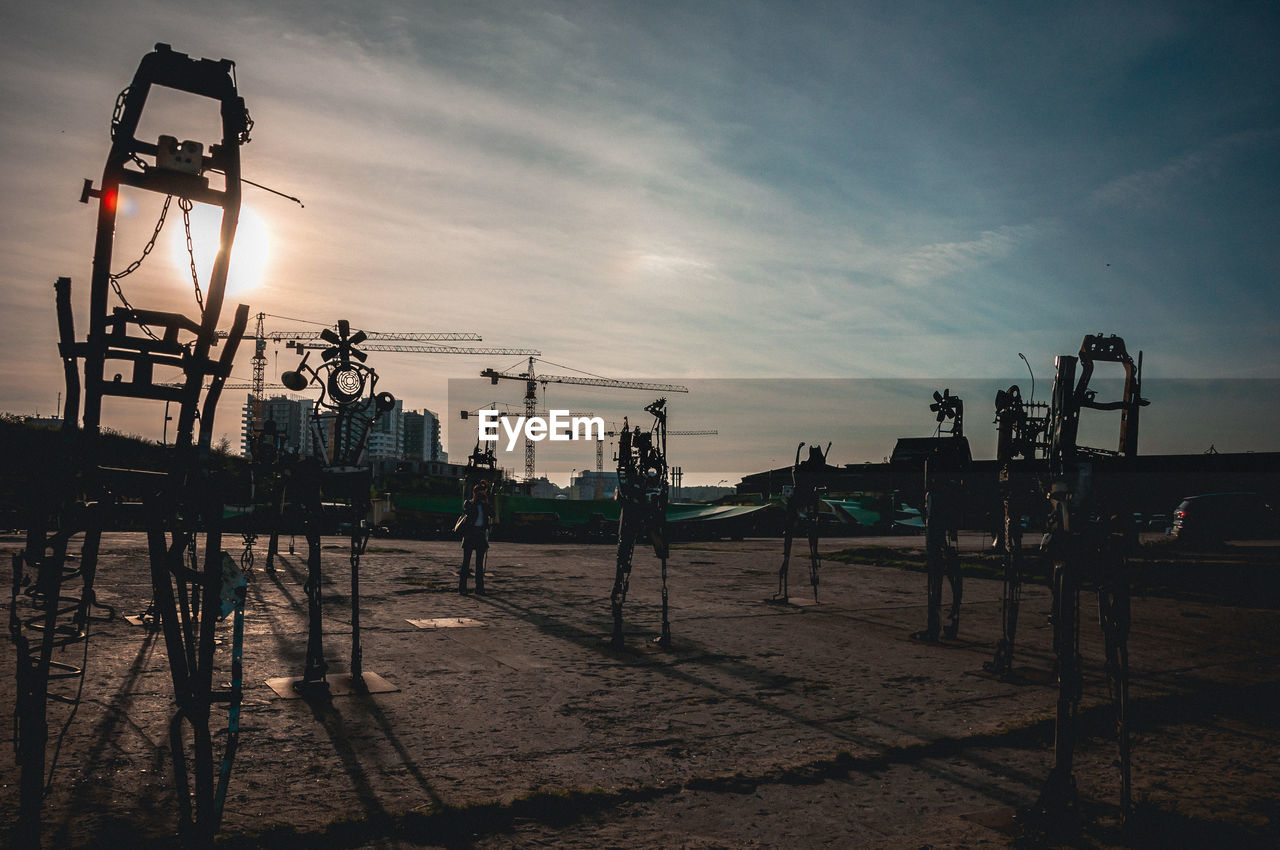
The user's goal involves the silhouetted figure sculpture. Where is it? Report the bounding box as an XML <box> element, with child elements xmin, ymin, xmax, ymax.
<box><xmin>459</xmin><ymin>481</ymin><xmax>493</xmax><ymax>595</ymax></box>
<box><xmin>610</xmin><ymin>399</ymin><xmax>670</xmax><ymax>647</ymax></box>
<box><xmin>279</xmin><ymin>320</ymin><xmax>396</xmax><ymax>692</ymax></box>
<box><xmin>985</xmin><ymin>383</ymin><xmax>1049</xmax><ymax>678</ymax></box>
<box><xmin>775</xmin><ymin>441</ymin><xmax>830</xmax><ymax>602</ymax></box>
<box><xmin>1027</xmin><ymin>333</ymin><xmax>1146</xmax><ymax>831</ymax></box>
<box><xmin>248</xmin><ymin>418</ymin><xmax>288</xmax><ymax>573</ymax></box>
<box><xmin>917</xmin><ymin>458</ymin><xmax>963</xmax><ymax>640</ymax></box>
<box><xmin>911</xmin><ymin>389</ymin><xmax>966</xmax><ymax>641</ymax></box>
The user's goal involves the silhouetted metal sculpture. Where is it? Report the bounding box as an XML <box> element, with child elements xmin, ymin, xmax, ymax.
<box><xmin>610</xmin><ymin>399</ymin><xmax>670</xmax><ymax>648</ymax></box>
<box><xmin>277</xmin><ymin>321</ymin><xmax>396</xmax><ymax>692</ymax></box>
<box><xmin>464</xmin><ymin>438</ymin><xmax>500</xmax><ymax>494</ymax></box>
<box><xmin>9</xmin><ymin>43</ymin><xmax>253</xmax><ymax>846</ymax></box>
<box><xmin>774</xmin><ymin>441</ymin><xmax>830</xmax><ymax>603</ymax></box>
<box><xmin>984</xmin><ymin>384</ymin><xmax>1049</xmax><ymax>678</ymax></box>
<box><xmin>913</xmin><ymin>390</ymin><xmax>968</xmax><ymax>641</ymax></box>
<box><xmin>1030</xmin><ymin>333</ymin><xmax>1146</xmax><ymax>829</ymax></box>
<box><xmin>246</xmin><ymin>418</ymin><xmax>290</xmax><ymax>573</ymax></box>
<box><xmin>922</xmin><ymin>456</ymin><xmax>964</xmax><ymax>640</ymax></box>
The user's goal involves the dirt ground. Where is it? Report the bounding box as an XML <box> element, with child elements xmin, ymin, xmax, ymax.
<box><xmin>2</xmin><ymin>532</ymin><xmax>1279</xmax><ymax>848</ymax></box>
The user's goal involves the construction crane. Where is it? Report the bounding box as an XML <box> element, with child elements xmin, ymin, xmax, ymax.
<box><xmin>593</xmin><ymin>427</ymin><xmax>718</xmax><ymax>499</ymax></box>
<box><xmin>481</xmin><ymin>356</ymin><xmax>688</xmax><ymax>481</ymax></box>
<box><xmin>227</xmin><ymin>312</ymin><xmax>539</xmax><ymax>435</ymax></box>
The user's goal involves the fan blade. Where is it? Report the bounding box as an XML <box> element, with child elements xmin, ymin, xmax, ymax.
<box><xmin>320</xmin><ymin>327</ymin><xmax>341</xmax><ymax>345</ymax></box>
<box><xmin>933</xmin><ymin>390</ymin><xmax>943</xmax><ymax>403</ymax></box>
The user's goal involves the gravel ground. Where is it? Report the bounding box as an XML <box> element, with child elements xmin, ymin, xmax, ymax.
<box><xmin>2</xmin><ymin>532</ymin><xmax>1278</xmax><ymax>848</ymax></box>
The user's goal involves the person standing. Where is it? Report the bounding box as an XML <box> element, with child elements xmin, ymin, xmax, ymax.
<box><xmin>459</xmin><ymin>481</ymin><xmax>493</xmax><ymax>595</ymax></box>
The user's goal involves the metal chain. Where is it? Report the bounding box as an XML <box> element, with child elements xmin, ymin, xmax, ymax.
<box><xmin>180</xmin><ymin>198</ymin><xmax>206</xmax><ymax>314</ymax></box>
<box><xmin>108</xmin><ymin>195</ymin><xmax>174</xmax><ymax>341</ymax></box>
<box><xmin>241</xmin><ymin>533</ymin><xmax>256</xmax><ymax>582</ymax></box>
<box><xmin>111</xmin><ymin>195</ymin><xmax>171</xmax><ymax>282</ymax></box>
<box><xmin>110</xmin><ymin>87</ymin><xmax>130</xmax><ymax>141</ymax></box>
<box><xmin>109</xmin><ymin>86</ymin><xmax>149</xmax><ymax>169</ymax></box>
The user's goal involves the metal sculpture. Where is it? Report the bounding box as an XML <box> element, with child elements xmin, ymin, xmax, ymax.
<box><xmin>9</xmin><ymin>43</ymin><xmax>253</xmax><ymax>845</ymax></box>
<box><xmin>930</xmin><ymin>388</ymin><xmax>964</xmax><ymax>437</ymax></box>
<box><xmin>773</xmin><ymin>441</ymin><xmax>830</xmax><ymax>603</ymax></box>
<box><xmin>1030</xmin><ymin>333</ymin><xmax>1146</xmax><ymax>828</ymax></box>
<box><xmin>913</xmin><ymin>390</ymin><xmax>968</xmax><ymax>641</ymax></box>
<box><xmin>610</xmin><ymin>399</ymin><xmax>670</xmax><ymax>648</ymax></box>
<box><xmin>984</xmin><ymin>384</ymin><xmax>1049</xmax><ymax>677</ymax></box>
<box><xmin>463</xmin><ymin>438</ymin><xmax>500</xmax><ymax>494</ymax></box>
<box><xmin>246</xmin><ymin>418</ymin><xmax>291</xmax><ymax>573</ymax></box>
<box><xmin>275</xmin><ymin>321</ymin><xmax>396</xmax><ymax>693</ymax></box>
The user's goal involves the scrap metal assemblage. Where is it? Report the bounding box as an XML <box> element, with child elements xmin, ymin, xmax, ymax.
<box><xmin>10</xmin><ymin>44</ymin><xmax>253</xmax><ymax>846</ymax></box>
<box><xmin>7</xmin><ymin>42</ymin><xmax>1159</xmax><ymax>849</ymax></box>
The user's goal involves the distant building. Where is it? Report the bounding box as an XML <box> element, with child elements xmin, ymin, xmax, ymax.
<box><xmin>241</xmin><ymin>394</ymin><xmax>311</xmax><ymax>457</ymax></box>
<box><xmin>570</xmin><ymin>469</ymin><xmax>618</xmax><ymax>500</ymax></box>
<box><xmin>528</xmin><ymin>476</ymin><xmax>567</xmax><ymax>500</ymax></box>
<box><xmin>365</xmin><ymin>397</ymin><xmax>404</xmax><ymax>461</ymax></box>
<box><xmin>403</xmin><ymin>411</ymin><xmax>425</xmax><ymax>460</ymax></box>
<box><xmin>242</xmin><ymin>395</ymin><xmax>446</xmax><ymax>468</ymax></box>
<box><xmin>403</xmin><ymin>409</ymin><xmax>446</xmax><ymax>463</ymax></box>
<box><xmin>23</xmin><ymin>415</ymin><xmax>62</xmax><ymax>430</ymax></box>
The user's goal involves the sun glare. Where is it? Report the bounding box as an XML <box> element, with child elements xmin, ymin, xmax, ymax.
<box><xmin>169</xmin><ymin>202</ymin><xmax>270</xmax><ymax>299</ymax></box>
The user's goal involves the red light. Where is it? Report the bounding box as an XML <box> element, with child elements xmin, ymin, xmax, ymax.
<box><xmin>103</xmin><ymin>188</ymin><xmax>118</xmax><ymax>211</ymax></box>
<box><xmin>1174</xmin><ymin>510</ymin><xmax>1186</xmax><ymax>519</ymax></box>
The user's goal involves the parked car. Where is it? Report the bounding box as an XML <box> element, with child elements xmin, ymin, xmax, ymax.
<box><xmin>1170</xmin><ymin>492</ymin><xmax>1277</xmax><ymax>545</ymax></box>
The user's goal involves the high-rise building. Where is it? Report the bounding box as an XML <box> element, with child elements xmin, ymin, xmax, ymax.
<box><xmin>241</xmin><ymin>394</ymin><xmax>311</xmax><ymax>457</ymax></box>
<box><xmin>365</xmin><ymin>397</ymin><xmax>404</xmax><ymax>460</ymax></box>
<box><xmin>403</xmin><ymin>410</ymin><xmax>425</xmax><ymax>459</ymax></box>
<box><xmin>403</xmin><ymin>408</ymin><xmax>446</xmax><ymax>462</ymax></box>
<box><xmin>242</xmin><ymin>395</ymin><xmax>446</xmax><ymax>467</ymax></box>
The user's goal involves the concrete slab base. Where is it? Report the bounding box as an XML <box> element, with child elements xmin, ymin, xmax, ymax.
<box><xmin>265</xmin><ymin>671</ymin><xmax>399</xmax><ymax>699</ymax></box>
<box><xmin>407</xmin><ymin>617</ymin><xmax>486</xmax><ymax>629</ymax></box>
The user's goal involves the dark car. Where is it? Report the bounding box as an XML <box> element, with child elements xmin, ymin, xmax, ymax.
<box><xmin>1170</xmin><ymin>492</ymin><xmax>1277</xmax><ymax>545</ymax></box>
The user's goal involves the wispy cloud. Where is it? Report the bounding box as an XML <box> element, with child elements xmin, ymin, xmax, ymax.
<box><xmin>1090</xmin><ymin>129</ymin><xmax>1280</xmax><ymax>209</ymax></box>
<box><xmin>888</xmin><ymin>224</ymin><xmax>1040</xmax><ymax>288</ymax></box>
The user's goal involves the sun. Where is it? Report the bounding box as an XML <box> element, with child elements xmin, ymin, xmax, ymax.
<box><xmin>169</xmin><ymin>201</ymin><xmax>270</xmax><ymax>299</ymax></box>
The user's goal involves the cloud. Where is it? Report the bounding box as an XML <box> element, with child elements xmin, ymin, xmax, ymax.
<box><xmin>888</xmin><ymin>224</ymin><xmax>1040</xmax><ymax>289</ymax></box>
<box><xmin>1090</xmin><ymin>129</ymin><xmax>1280</xmax><ymax>209</ymax></box>
<box><xmin>3</xmin><ymin>1</ymin><xmax>1278</xmax><ymax>465</ymax></box>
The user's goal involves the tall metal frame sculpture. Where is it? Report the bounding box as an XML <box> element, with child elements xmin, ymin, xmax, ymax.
<box><xmin>1032</xmin><ymin>333</ymin><xmax>1146</xmax><ymax>827</ymax></box>
<box><xmin>273</xmin><ymin>321</ymin><xmax>396</xmax><ymax>694</ymax></box>
<box><xmin>773</xmin><ymin>441</ymin><xmax>830</xmax><ymax>603</ymax></box>
<box><xmin>610</xmin><ymin>399</ymin><xmax>671</xmax><ymax>648</ymax></box>
<box><xmin>9</xmin><ymin>44</ymin><xmax>253</xmax><ymax>845</ymax></box>
<box><xmin>984</xmin><ymin>384</ymin><xmax>1049</xmax><ymax>678</ymax></box>
<box><xmin>914</xmin><ymin>390</ymin><xmax>968</xmax><ymax>641</ymax></box>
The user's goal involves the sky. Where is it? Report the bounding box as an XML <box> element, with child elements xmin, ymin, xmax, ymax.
<box><xmin>2</xmin><ymin>1</ymin><xmax>1277</xmax><ymax>484</ymax></box>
